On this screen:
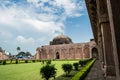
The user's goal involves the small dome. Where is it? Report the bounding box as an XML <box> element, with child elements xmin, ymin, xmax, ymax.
<box><xmin>50</xmin><ymin>34</ymin><xmax>73</xmax><ymax>45</ymax></box>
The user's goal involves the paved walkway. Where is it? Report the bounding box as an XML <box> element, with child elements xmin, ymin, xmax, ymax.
<box><xmin>84</xmin><ymin>60</ymin><xmax>105</xmax><ymax>80</ymax></box>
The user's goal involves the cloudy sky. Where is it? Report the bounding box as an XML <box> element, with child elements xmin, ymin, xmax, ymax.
<box><xmin>0</xmin><ymin>0</ymin><xmax>93</xmax><ymax>55</ymax></box>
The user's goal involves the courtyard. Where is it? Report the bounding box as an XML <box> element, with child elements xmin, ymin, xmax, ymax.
<box><xmin>0</xmin><ymin>60</ymin><xmax>79</xmax><ymax>80</ymax></box>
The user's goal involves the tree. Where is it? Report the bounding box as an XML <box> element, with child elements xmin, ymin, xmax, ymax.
<box><xmin>17</xmin><ymin>47</ymin><xmax>21</xmax><ymax>52</ymax></box>
<box><xmin>17</xmin><ymin>51</ymin><xmax>26</xmax><ymax>56</ymax></box>
<box><xmin>40</xmin><ymin>65</ymin><xmax>57</xmax><ymax>80</ymax></box>
<box><xmin>62</xmin><ymin>64</ymin><xmax>73</xmax><ymax>76</ymax></box>
<box><xmin>26</xmin><ymin>52</ymin><xmax>32</xmax><ymax>56</ymax></box>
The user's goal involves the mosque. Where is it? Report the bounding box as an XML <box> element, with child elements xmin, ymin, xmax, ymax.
<box><xmin>35</xmin><ymin>34</ymin><xmax>97</xmax><ymax>60</ymax></box>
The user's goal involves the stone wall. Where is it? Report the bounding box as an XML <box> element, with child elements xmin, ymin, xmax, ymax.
<box><xmin>36</xmin><ymin>41</ymin><xmax>96</xmax><ymax>60</ymax></box>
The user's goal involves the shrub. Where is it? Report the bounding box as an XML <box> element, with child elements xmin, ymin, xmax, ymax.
<box><xmin>40</xmin><ymin>65</ymin><xmax>57</xmax><ymax>80</ymax></box>
<box><xmin>32</xmin><ymin>60</ymin><xmax>36</xmax><ymax>63</ymax></box>
<box><xmin>71</xmin><ymin>59</ymin><xmax>96</xmax><ymax>80</ymax></box>
<box><xmin>73</xmin><ymin>62</ymin><xmax>79</xmax><ymax>70</ymax></box>
<box><xmin>79</xmin><ymin>59</ymin><xmax>91</xmax><ymax>67</ymax></box>
<box><xmin>25</xmin><ymin>60</ymin><xmax>28</xmax><ymax>63</ymax></box>
<box><xmin>0</xmin><ymin>60</ymin><xmax>2</xmax><ymax>63</ymax></box>
<box><xmin>3</xmin><ymin>60</ymin><xmax>6</xmax><ymax>65</ymax></box>
<box><xmin>62</xmin><ymin>63</ymin><xmax>73</xmax><ymax>76</ymax></box>
<box><xmin>46</xmin><ymin>60</ymin><xmax>51</xmax><ymax>65</ymax></box>
<box><xmin>41</xmin><ymin>60</ymin><xmax>45</xmax><ymax>64</ymax></box>
<box><xmin>16</xmin><ymin>59</ymin><xmax>18</xmax><ymax>64</ymax></box>
<box><xmin>79</xmin><ymin>60</ymin><xmax>84</xmax><ymax>67</ymax></box>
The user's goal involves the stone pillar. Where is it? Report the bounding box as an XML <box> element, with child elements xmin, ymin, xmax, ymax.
<box><xmin>97</xmin><ymin>0</ymin><xmax>116</xmax><ymax>79</ymax></box>
<box><xmin>89</xmin><ymin>47</ymin><xmax>92</xmax><ymax>58</ymax></box>
<box><xmin>101</xmin><ymin>22</ymin><xmax>116</xmax><ymax>77</ymax></box>
<box><xmin>97</xmin><ymin>24</ymin><xmax>105</xmax><ymax>69</ymax></box>
<box><xmin>106</xmin><ymin>0</ymin><xmax>120</xmax><ymax>79</ymax></box>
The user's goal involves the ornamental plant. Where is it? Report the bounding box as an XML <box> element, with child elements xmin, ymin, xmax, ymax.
<box><xmin>62</xmin><ymin>63</ymin><xmax>73</xmax><ymax>76</ymax></box>
<box><xmin>40</xmin><ymin>64</ymin><xmax>57</xmax><ymax>80</ymax></box>
<box><xmin>73</xmin><ymin>62</ymin><xmax>79</xmax><ymax>70</ymax></box>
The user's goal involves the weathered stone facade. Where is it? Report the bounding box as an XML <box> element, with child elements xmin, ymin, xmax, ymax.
<box><xmin>85</xmin><ymin>0</ymin><xmax>120</xmax><ymax>80</ymax></box>
<box><xmin>35</xmin><ymin>34</ymin><xmax>96</xmax><ymax>60</ymax></box>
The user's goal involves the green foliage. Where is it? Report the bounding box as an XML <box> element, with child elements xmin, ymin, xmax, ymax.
<box><xmin>71</xmin><ymin>59</ymin><xmax>96</xmax><ymax>80</ymax></box>
<box><xmin>0</xmin><ymin>60</ymin><xmax>2</xmax><ymax>63</ymax></box>
<box><xmin>73</xmin><ymin>62</ymin><xmax>79</xmax><ymax>71</ymax></box>
<box><xmin>17</xmin><ymin>47</ymin><xmax>21</xmax><ymax>51</ymax></box>
<box><xmin>16</xmin><ymin>59</ymin><xmax>18</xmax><ymax>64</ymax></box>
<box><xmin>25</xmin><ymin>60</ymin><xmax>28</xmax><ymax>63</ymax></box>
<box><xmin>46</xmin><ymin>60</ymin><xmax>51</xmax><ymax>65</ymax></box>
<box><xmin>32</xmin><ymin>60</ymin><xmax>36</xmax><ymax>63</ymax></box>
<box><xmin>3</xmin><ymin>60</ymin><xmax>6</xmax><ymax>65</ymax></box>
<box><xmin>40</xmin><ymin>65</ymin><xmax>57</xmax><ymax>80</ymax></box>
<box><xmin>79</xmin><ymin>60</ymin><xmax>84</xmax><ymax>67</ymax></box>
<box><xmin>79</xmin><ymin>59</ymin><xmax>92</xmax><ymax>67</ymax></box>
<box><xmin>62</xmin><ymin>63</ymin><xmax>73</xmax><ymax>76</ymax></box>
<box><xmin>26</xmin><ymin>52</ymin><xmax>32</xmax><ymax>56</ymax></box>
<box><xmin>42</xmin><ymin>60</ymin><xmax>45</xmax><ymax>64</ymax></box>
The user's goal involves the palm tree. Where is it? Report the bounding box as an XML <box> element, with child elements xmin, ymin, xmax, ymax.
<box><xmin>17</xmin><ymin>47</ymin><xmax>21</xmax><ymax>52</ymax></box>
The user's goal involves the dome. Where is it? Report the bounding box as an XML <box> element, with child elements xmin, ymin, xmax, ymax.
<box><xmin>50</xmin><ymin>34</ymin><xmax>73</xmax><ymax>45</ymax></box>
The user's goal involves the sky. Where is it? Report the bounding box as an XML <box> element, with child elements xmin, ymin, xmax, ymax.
<box><xmin>0</xmin><ymin>0</ymin><xmax>93</xmax><ymax>55</ymax></box>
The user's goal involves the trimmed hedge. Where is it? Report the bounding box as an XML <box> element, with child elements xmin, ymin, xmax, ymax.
<box><xmin>73</xmin><ymin>62</ymin><xmax>79</xmax><ymax>71</ymax></box>
<box><xmin>3</xmin><ymin>60</ymin><xmax>6</xmax><ymax>65</ymax></box>
<box><xmin>79</xmin><ymin>58</ymin><xmax>93</xmax><ymax>67</ymax></box>
<box><xmin>71</xmin><ymin>58</ymin><xmax>96</xmax><ymax>80</ymax></box>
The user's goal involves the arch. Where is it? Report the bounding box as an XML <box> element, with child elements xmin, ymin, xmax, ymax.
<box><xmin>56</xmin><ymin>52</ymin><xmax>60</xmax><ymax>59</ymax></box>
<box><xmin>92</xmin><ymin>47</ymin><xmax>98</xmax><ymax>59</ymax></box>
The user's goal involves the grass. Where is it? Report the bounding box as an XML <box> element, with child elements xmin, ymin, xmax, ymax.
<box><xmin>0</xmin><ymin>60</ymin><xmax>78</xmax><ymax>80</ymax></box>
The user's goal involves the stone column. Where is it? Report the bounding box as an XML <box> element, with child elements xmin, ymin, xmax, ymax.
<box><xmin>97</xmin><ymin>0</ymin><xmax>116</xmax><ymax>79</ymax></box>
<box><xmin>101</xmin><ymin>22</ymin><xmax>116</xmax><ymax>77</ymax></box>
<box><xmin>106</xmin><ymin>0</ymin><xmax>120</xmax><ymax>79</ymax></box>
<box><xmin>98</xmin><ymin>24</ymin><xmax>105</xmax><ymax>69</ymax></box>
<box><xmin>89</xmin><ymin>46</ymin><xmax>92</xmax><ymax>58</ymax></box>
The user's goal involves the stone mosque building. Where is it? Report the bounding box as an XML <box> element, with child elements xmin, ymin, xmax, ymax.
<box><xmin>35</xmin><ymin>34</ymin><xmax>96</xmax><ymax>60</ymax></box>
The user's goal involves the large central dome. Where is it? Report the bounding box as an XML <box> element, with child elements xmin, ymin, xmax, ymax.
<box><xmin>50</xmin><ymin>34</ymin><xmax>73</xmax><ymax>45</ymax></box>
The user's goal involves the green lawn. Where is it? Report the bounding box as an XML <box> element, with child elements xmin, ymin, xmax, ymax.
<box><xmin>0</xmin><ymin>60</ymin><xmax>79</xmax><ymax>80</ymax></box>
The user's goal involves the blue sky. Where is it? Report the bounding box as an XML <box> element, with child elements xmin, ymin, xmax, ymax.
<box><xmin>0</xmin><ymin>0</ymin><xmax>93</xmax><ymax>55</ymax></box>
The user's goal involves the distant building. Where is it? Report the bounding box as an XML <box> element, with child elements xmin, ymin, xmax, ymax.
<box><xmin>0</xmin><ymin>48</ymin><xmax>9</xmax><ymax>60</ymax></box>
<box><xmin>35</xmin><ymin>34</ymin><xmax>97</xmax><ymax>60</ymax></box>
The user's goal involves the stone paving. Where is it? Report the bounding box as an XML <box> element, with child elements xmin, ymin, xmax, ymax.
<box><xmin>84</xmin><ymin>60</ymin><xmax>106</xmax><ymax>80</ymax></box>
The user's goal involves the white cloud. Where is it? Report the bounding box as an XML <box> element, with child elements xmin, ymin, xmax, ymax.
<box><xmin>0</xmin><ymin>0</ymin><xmax>85</xmax><ymax>54</ymax></box>
<box><xmin>27</xmin><ymin>0</ymin><xmax>39</xmax><ymax>3</ymax></box>
<box><xmin>16</xmin><ymin>36</ymin><xmax>35</xmax><ymax>44</ymax></box>
<box><xmin>26</xmin><ymin>0</ymin><xmax>85</xmax><ymax>17</ymax></box>
<box><xmin>24</xmin><ymin>19</ymin><xmax>64</xmax><ymax>33</ymax></box>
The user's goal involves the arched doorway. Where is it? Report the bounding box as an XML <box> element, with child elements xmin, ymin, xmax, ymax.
<box><xmin>92</xmin><ymin>47</ymin><xmax>98</xmax><ymax>59</ymax></box>
<box><xmin>56</xmin><ymin>52</ymin><xmax>60</xmax><ymax>59</ymax></box>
